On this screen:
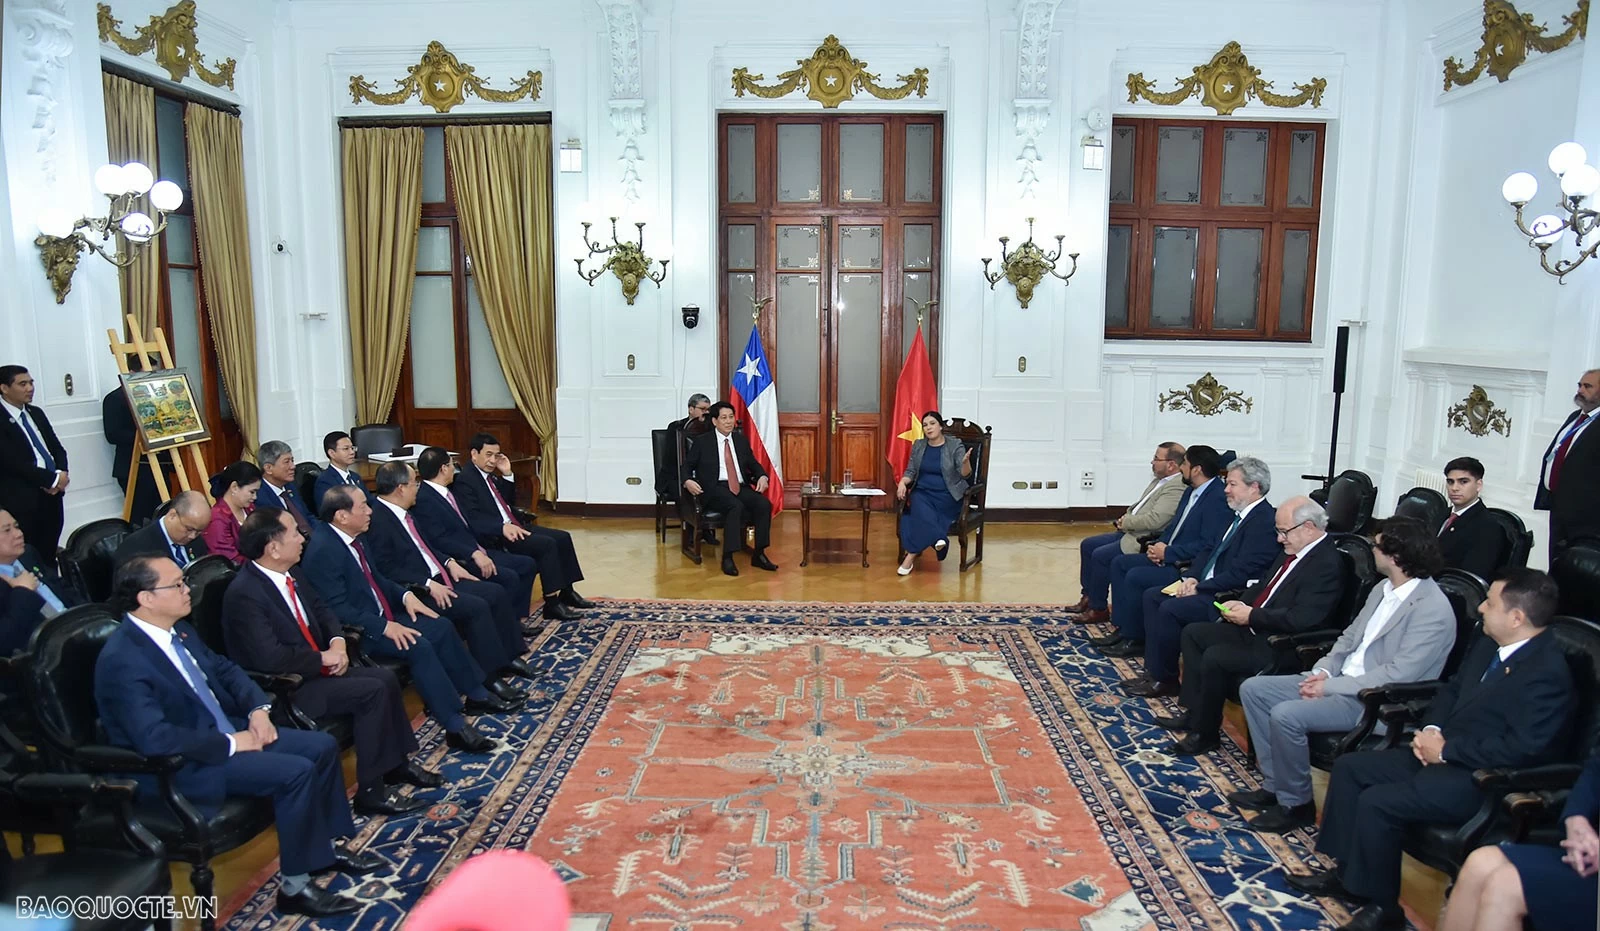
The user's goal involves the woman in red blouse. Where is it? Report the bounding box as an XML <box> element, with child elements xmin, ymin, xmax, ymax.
<box><xmin>203</xmin><ymin>460</ymin><xmax>262</xmax><ymax>564</ymax></box>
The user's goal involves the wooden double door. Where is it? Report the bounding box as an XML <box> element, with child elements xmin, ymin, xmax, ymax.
<box><xmin>719</xmin><ymin>115</ymin><xmax>943</xmax><ymax>503</ymax></box>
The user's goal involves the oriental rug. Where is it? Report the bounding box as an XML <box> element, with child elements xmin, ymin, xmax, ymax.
<box><xmin>220</xmin><ymin>601</ymin><xmax>1358</xmax><ymax>930</ymax></box>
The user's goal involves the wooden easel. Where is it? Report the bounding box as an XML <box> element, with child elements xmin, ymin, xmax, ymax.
<box><xmin>107</xmin><ymin>314</ymin><xmax>214</xmax><ymax>521</ymax></box>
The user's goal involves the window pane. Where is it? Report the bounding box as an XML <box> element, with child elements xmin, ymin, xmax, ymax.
<box><xmin>903</xmin><ymin>271</ymin><xmax>931</xmax><ymax>359</ymax></box>
<box><xmin>465</xmin><ymin>278</ymin><xmax>516</xmax><ymax>409</ymax></box>
<box><xmin>1150</xmin><ymin>226</ymin><xmax>1198</xmax><ymax>328</ymax></box>
<box><xmin>163</xmin><ymin>214</ymin><xmax>194</xmax><ymax>266</ymax></box>
<box><xmin>837</xmin><ymin>274</ymin><xmax>882</xmax><ymax>412</ymax></box>
<box><xmin>905</xmin><ymin>124</ymin><xmax>935</xmax><ymax>202</ymax></box>
<box><xmin>839</xmin><ymin>124</ymin><xmax>884</xmax><ymax>202</ymax></box>
<box><xmin>409</xmin><ymin>276</ymin><xmax>457</xmax><ymax>408</ymax></box>
<box><xmin>167</xmin><ymin>268</ymin><xmax>206</xmax><ymax>419</ymax></box>
<box><xmin>1287</xmin><ymin>129</ymin><xmax>1318</xmax><ymax>208</ymax></box>
<box><xmin>1220</xmin><ymin>128</ymin><xmax>1269</xmax><ymax>207</ymax></box>
<box><xmin>1214</xmin><ymin>228</ymin><xmax>1263</xmax><ymax>330</ymax></box>
<box><xmin>839</xmin><ymin>225</ymin><xmax>882</xmax><ymax>270</ymax></box>
<box><xmin>415</xmin><ymin>227</ymin><xmax>452</xmax><ymax>272</ymax></box>
<box><xmin>155</xmin><ymin>97</ymin><xmax>189</xmax><ymax>197</ymax></box>
<box><xmin>777</xmin><ymin>225</ymin><xmax>820</xmax><ymax>270</ymax></box>
<box><xmin>1109</xmin><ymin>126</ymin><xmax>1136</xmax><ymax>204</ymax></box>
<box><xmin>1155</xmin><ymin>126</ymin><xmax>1203</xmax><ymax>204</ymax></box>
<box><xmin>904</xmin><ymin>224</ymin><xmax>933</xmax><ymax>269</ymax></box>
<box><xmin>1105</xmin><ymin>225</ymin><xmax>1132</xmax><ymax>328</ymax></box>
<box><xmin>775</xmin><ymin>274</ymin><xmax>821</xmax><ymax>412</ymax></box>
<box><xmin>777</xmin><ymin>124</ymin><xmax>822</xmax><ymax>202</ymax></box>
<box><xmin>726</xmin><ymin>224</ymin><xmax>755</xmax><ymax>270</ymax></box>
<box><xmin>1279</xmin><ymin>229</ymin><xmax>1312</xmax><ymax>332</ymax></box>
<box><xmin>728</xmin><ymin>273</ymin><xmax>756</xmax><ymax>380</ymax></box>
<box><xmin>422</xmin><ymin>127</ymin><xmax>446</xmax><ymax>203</ymax></box>
<box><xmin>726</xmin><ymin>125</ymin><xmax>756</xmax><ymax>203</ymax></box>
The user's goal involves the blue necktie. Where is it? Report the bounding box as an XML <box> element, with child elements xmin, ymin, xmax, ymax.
<box><xmin>171</xmin><ymin>542</ymin><xmax>190</xmax><ymax>568</ymax></box>
<box><xmin>170</xmin><ymin>633</ymin><xmax>234</xmax><ymax>735</ymax></box>
<box><xmin>1</xmin><ymin>562</ymin><xmax>63</xmax><ymax>612</ymax></box>
<box><xmin>346</xmin><ymin>472</ymin><xmax>363</xmax><ymax>487</ymax></box>
<box><xmin>18</xmin><ymin>411</ymin><xmax>56</xmax><ymax>473</ymax></box>
<box><xmin>1200</xmin><ymin>513</ymin><xmax>1244</xmax><ymax>579</ymax></box>
<box><xmin>1480</xmin><ymin>656</ymin><xmax>1507</xmax><ymax>683</ymax></box>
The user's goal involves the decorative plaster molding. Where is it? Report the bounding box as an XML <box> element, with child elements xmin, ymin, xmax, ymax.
<box><xmin>1013</xmin><ymin>98</ymin><xmax>1050</xmax><ymax>201</ymax></box>
<box><xmin>608</xmin><ymin>98</ymin><xmax>646</xmax><ymax>205</ymax></box>
<box><xmin>1013</xmin><ymin>0</ymin><xmax>1062</xmax><ymax>202</ymax></box>
<box><xmin>9</xmin><ymin>0</ymin><xmax>74</xmax><ymax>184</ymax></box>
<box><xmin>599</xmin><ymin>0</ymin><xmax>646</xmax><ymax>204</ymax></box>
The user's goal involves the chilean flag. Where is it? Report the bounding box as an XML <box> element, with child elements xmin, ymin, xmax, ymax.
<box><xmin>730</xmin><ymin>325</ymin><xmax>784</xmax><ymax>515</ymax></box>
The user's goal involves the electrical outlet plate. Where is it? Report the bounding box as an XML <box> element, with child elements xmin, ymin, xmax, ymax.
<box><xmin>1080</xmin><ymin>471</ymin><xmax>1095</xmax><ymax>490</ymax></box>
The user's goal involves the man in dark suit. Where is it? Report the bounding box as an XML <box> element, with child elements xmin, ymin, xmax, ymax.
<box><xmin>313</xmin><ymin>431</ymin><xmax>372</xmax><ymax>512</ymax></box>
<box><xmin>224</xmin><ymin>507</ymin><xmax>440</xmax><ymax>814</ymax></box>
<box><xmin>453</xmin><ymin>432</ymin><xmax>593</xmax><ymax>616</ymax></box>
<box><xmin>1281</xmin><ymin>568</ymin><xmax>1578</xmax><ymax>931</ymax></box>
<box><xmin>0</xmin><ymin>509</ymin><xmax>80</xmax><ymax>655</ymax></box>
<box><xmin>301</xmin><ymin>486</ymin><xmax>516</xmax><ymax>751</ymax></box>
<box><xmin>412</xmin><ymin>447</ymin><xmax>539</xmax><ymax>630</ymax></box>
<box><xmin>1094</xmin><ymin>446</ymin><xmax>1231</xmax><ymax>647</ymax></box>
<box><xmin>101</xmin><ymin>386</ymin><xmax>160</xmax><ymax>524</ymax></box>
<box><xmin>256</xmin><ymin>440</ymin><xmax>316</xmax><ymax>534</ymax></box>
<box><xmin>95</xmin><ymin>555</ymin><xmax>382</xmax><ymax>917</ymax></box>
<box><xmin>1438</xmin><ymin>456</ymin><xmax>1510</xmax><ymax>579</ymax></box>
<box><xmin>1155</xmin><ymin>497</ymin><xmax>1346</xmax><ymax>754</ymax></box>
<box><xmin>112</xmin><ymin>490</ymin><xmax>212</xmax><ymax>570</ymax></box>
<box><xmin>1121</xmin><ymin>455</ymin><xmax>1282</xmax><ymax>697</ymax></box>
<box><xmin>367</xmin><ymin>461</ymin><xmax>535</xmax><ymax>684</ymax></box>
<box><xmin>1535</xmin><ymin>368</ymin><xmax>1600</xmax><ymax>566</ymax></box>
<box><xmin>0</xmin><ymin>366</ymin><xmax>68</xmax><ymax>569</ymax></box>
<box><xmin>656</xmin><ymin>393</ymin><xmax>711</xmax><ymax>499</ymax></box>
<box><xmin>682</xmin><ymin>402</ymin><xmax>779</xmax><ymax>577</ymax></box>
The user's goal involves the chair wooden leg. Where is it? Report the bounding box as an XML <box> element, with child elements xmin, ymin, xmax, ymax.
<box><xmin>681</xmin><ymin>517</ymin><xmax>704</xmax><ymax>564</ymax></box>
<box><xmin>655</xmin><ymin>500</ymin><xmax>665</xmax><ymax>542</ymax></box>
<box><xmin>192</xmin><ymin>862</ymin><xmax>216</xmax><ymax>931</ymax></box>
<box><xmin>960</xmin><ymin>525</ymin><xmax>983</xmax><ymax>571</ymax></box>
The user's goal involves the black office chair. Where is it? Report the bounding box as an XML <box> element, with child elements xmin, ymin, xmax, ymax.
<box><xmin>1393</xmin><ymin>486</ymin><xmax>1449</xmax><ymax>536</ymax></box>
<box><xmin>59</xmin><ymin>518</ymin><xmax>134</xmax><ymax>603</ymax></box>
<box><xmin>350</xmin><ymin>423</ymin><xmax>403</xmax><ymax>458</ymax></box>
<box><xmin>1266</xmin><ymin>533</ymin><xmax>1380</xmax><ymax>672</ymax></box>
<box><xmin>1483</xmin><ymin>507</ymin><xmax>1534</xmax><ymax>571</ymax></box>
<box><xmin>1552</xmin><ymin>543</ymin><xmax>1600</xmax><ymax>622</ymax></box>
<box><xmin>294</xmin><ymin>460</ymin><xmax>322</xmax><ymax>510</ymax></box>
<box><xmin>1323</xmin><ymin>470</ymin><xmax>1377</xmax><ymax>534</ymax></box>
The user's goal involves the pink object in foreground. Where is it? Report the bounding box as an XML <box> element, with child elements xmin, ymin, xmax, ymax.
<box><xmin>405</xmin><ymin>850</ymin><xmax>570</xmax><ymax>931</ymax></box>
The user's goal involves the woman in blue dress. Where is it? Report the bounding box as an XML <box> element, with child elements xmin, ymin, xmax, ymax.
<box><xmin>1438</xmin><ymin>749</ymin><xmax>1600</xmax><ymax>931</ymax></box>
<box><xmin>895</xmin><ymin>411</ymin><xmax>972</xmax><ymax>576</ymax></box>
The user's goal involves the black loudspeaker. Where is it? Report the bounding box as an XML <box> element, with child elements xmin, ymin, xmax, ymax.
<box><xmin>1332</xmin><ymin>325</ymin><xmax>1350</xmax><ymax>394</ymax></box>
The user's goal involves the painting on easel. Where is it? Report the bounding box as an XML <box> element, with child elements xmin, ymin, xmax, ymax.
<box><xmin>120</xmin><ymin>369</ymin><xmax>210</xmax><ymax>451</ymax></box>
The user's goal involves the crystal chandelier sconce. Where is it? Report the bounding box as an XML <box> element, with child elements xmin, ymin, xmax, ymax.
<box><xmin>34</xmin><ymin>161</ymin><xmax>184</xmax><ymax>304</ymax></box>
<box><xmin>980</xmin><ymin>217</ymin><xmax>1079</xmax><ymax>309</ymax></box>
<box><xmin>1501</xmin><ymin>141</ymin><xmax>1600</xmax><ymax>282</ymax></box>
<box><xmin>574</xmin><ymin>216</ymin><xmax>670</xmax><ymax>305</ymax></box>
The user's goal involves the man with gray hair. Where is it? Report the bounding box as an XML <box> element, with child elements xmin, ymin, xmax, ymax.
<box><xmin>112</xmin><ymin>490</ymin><xmax>213</xmax><ymax>569</ymax></box>
<box><xmin>256</xmin><ymin>440</ymin><xmax>314</xmax><ymax>533</ymax></box>
<box><xmin>658</xmin><ymin>393</ymin><xmax>717</xmax><ymax>542</ymax></box>
<box><xmin>1124</xmin><ymin>455</ymin><xmax>1281</xmax><ymax>699</ymax></box>
<box><xmin>1158</xmin><ymin>496</ymin><xmax>1346</xmax><ymax>756</ymax></box>
<box><xmin>1535</xmin><ymin>367</ymin><xmax>1600</xmax><ymax>566</ymax></box>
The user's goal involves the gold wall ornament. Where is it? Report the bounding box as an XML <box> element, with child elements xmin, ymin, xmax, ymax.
<box><xmin>1125</xmin><ymin>42</ymin><xmax>1326</xmax><ymax>116</ymax></box>
<box><xmin>574</xmin><ymin>217</ymin><xmax>669</xmax><ymax>305</ymax></box>
<box><xmin>731</xmin><ymin>35</ymin><xmax>929</xmax><ymax>109</ymax></box>
<box><xmin>349</xmin><ymin>42</ymin><xmax>543</xmax><ymax>113</ymax></box>
<box><xmin>1443</xmin><ymin>0</ymin><xmax>1588</xmax><ymax>90</ymax></box>
<box><xmin>1446</xmin><ymin>385</ymin><xmax>1513</xmax><ymax>437</ymax></box>
<box><xmin>980</xmin><ymin>217</ymin><xmax>1078</xmax><ymax>309</ymax></box>
<box><xmin>35</xmin><ymin>234</ymin><xmax>87</xmax><ymax>304</ymax></box>
<box><xmin>1158</xmin><ymin>373</ymin><xmax>1255</xmax><ymax>417</ymax></box>
<box><xmin>97</xmin><ymin>1</ymin><xmax>237</xmax><ymax>89</ymax></box>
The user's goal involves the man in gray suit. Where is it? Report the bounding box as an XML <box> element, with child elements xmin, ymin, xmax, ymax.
<box><xmin>1236</xmin><ymin>516</ymin><xmax>1455</xmax><ymax>833</ymax></box>
<box><xmin>1070</xmin><ymin>442</ymin><xmax>1186</xmax><ymax>620</ymax></box>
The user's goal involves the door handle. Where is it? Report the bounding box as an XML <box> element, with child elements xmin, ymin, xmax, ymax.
<box><xmin>831</xmin><ymin>409</ymin><xmax>840</xmax><ymax>433</ymax></box>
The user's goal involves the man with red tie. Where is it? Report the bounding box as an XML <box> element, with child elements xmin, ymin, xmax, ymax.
<box><xmin>1536</xmin><ymin>368</ymin><xmax>1600</xmax><ymax>567</ymax></box>
<box><xmin>681</xmin><ymin>403</ymin><xmax>779</xmax><ymax>577</ymax></box>
<box><xmin>411</xmin><ymin>447</ymin><xmax>539</xmax><ymax>630</ymax></box>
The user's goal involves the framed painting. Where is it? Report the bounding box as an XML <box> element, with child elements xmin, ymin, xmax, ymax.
<box><xmin>119</xmin><ymin>369</ymin><xmax>211</xmax><ymax>451</ymax></box>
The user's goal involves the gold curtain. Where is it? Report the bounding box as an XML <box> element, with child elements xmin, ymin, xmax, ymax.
<box><xmin>445</xmin><ymin>124</ymin><xmax>558</xmax><ymax>501</ymax></box>
<box><xmin>341</xmin><ymin>127</ymin><xmax>424</xmax><ymax>425</ymax></box>
<box><xmin>184</xmin><ymin>104</ymin><xmax>260</xmax><ymax>454</ymax></box>
<box><xmin>101</xmin><ymin>72</ymin><xmax>161</xmax><ymax>338</ymax></box>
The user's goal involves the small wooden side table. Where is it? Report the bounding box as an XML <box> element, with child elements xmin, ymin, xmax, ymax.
<box><xmin>799</xmin><ymin>492</ymin><xmax>872</xmax><ymax>567</ymax></box>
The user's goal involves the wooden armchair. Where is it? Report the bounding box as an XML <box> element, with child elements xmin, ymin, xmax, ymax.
<box><xmin>896</xmin><ymin>419</ymin><xmax>992</xmax><ymax>572</ymax></box>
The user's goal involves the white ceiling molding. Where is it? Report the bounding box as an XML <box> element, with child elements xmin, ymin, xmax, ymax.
<box><xmin>598</xmin><ymin>0</ymin><xmax>646</xmax><ymax>204</ymax></box>
<box><xmin>9</xmin><ymin>0</ymin><xmax>75</xmax><ymax>184</ymax></box>
<box><xmin>1014</xmin><ymin>0</ymin><xmax>1062</xmax><ymax>201</ymax></box>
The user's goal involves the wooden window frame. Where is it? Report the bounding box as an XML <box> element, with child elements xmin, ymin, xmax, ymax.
<box><xmin>1106</xmin><ymin>117</ymin><xmax>1324</xmax><ymax>342</ymax></box>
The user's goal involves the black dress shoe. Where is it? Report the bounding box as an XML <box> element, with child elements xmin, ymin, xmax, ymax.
<box><xmin>279</xmin><ymin>885</ymin><xmax>361</xmax><ymax>917</ymax></box>
<box><xmin>1167</xmin><ymin>733</ymin><xmax>1221</xmax><ymax>755</ymax></box>
<box><xmin>1336</xmin><ymin>905</ymin><xmax>1406</xmax><ymax>931</ymax></box>
<box><xmin>561</xmin><ymin>588</ymin><xmax>595</xmax><ymax>609</ymax></box>
<box><xmin>1124</xmin><ymin>678</ymin><xmax>1180</xmax><ymax>698</ymax></box>
<box><xmin>465</xmin><ymin>694</ymin><xmax>518</xmax><ymax>715</ymax></box>
<box><xmin>326</xmin><ymin>845</ymin><xmax>388</xmax><ymax>875</ymax></box>
<box><xmin>1088</xmin><ymin>631</ymin><xmax>1124</xmax><ymax>647</ymax></box>
<box><xmin>1248</xmin><ymin>801</ymin><xmax>1317</xmax><ymax>833</ymax></box>
<box><xmin>751</xmin><ymin>553</ymin><xmax>778</xmax><ymax>571</ymax></box>
<box><xmin>1283</xmin><ymin>868</ymin><xmax>1350</xmax><ymax>898</ymax></box>
<box><xmin>722</xmin><ymin>556</ymin><xmax>739</xmax><ymax>577</ymax></box>
<box><xmin>1101</xmin><ymin>639</ymin><xmax>1145</xmax><ymax>658</ymax></box>
<box><xmin>522</xmin><ymin>619</ymin><xmax>546</xmax><ymax>636</ymax></box>
<box><xmin>385</xmin><ymin>760</ymin><xmax>443</xmax><ymax>789</ymax></box>
<box><xmin>353</xmin><ymin>785</ymin><xmax>427</xmax><ymax>816</ymax></box>
<box><xmin>445</xmin><ymin>723</ymin><xmax>497</xmax><ymax>754</ymax></box>
<box><xmin>486</xmin><ymin>679</ymin><xmax>525</xmax><ymax>704</ymax></box>
<box><xmin>1227</xmin><ymin>787</ymin><xmax>1278</xmax><ymax>810</ymax></box>
<box><xmin>542</xmin><ymin>599</ymin><xmax>580</xmax><ymax>620</ymax></box>
<box><xmin>503</xmin><ymin>659</ymin><xmax>539</xmax><ymax>680</ymax></box>
<box><xmin>1151</xmin><ymin>713</ymin><xmax>1191</xmax><ymax>731</ymax></box>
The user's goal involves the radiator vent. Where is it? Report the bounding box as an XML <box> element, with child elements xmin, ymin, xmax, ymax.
<box><xmin>1411</xmin><ymin>469</ymin><xmax>1448</xmax><ymax>495</ymax></box>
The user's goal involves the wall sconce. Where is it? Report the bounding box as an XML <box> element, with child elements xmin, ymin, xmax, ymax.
<box><xmin>980</xmin><ymin>217</ymin><xmax>1078</xmax><ymax>309</ymax></box>
<box><xmin>574</xmin><ymin>216</ymin><xmax>670</xmax><ymax>305</ymax></box>
<box><xmin>1502</xmin><ymin>142</ymin><xmax>1599</xmax><ymax>282</ymax></box>
<box><xmin>559</xmin><ymin>138</ymin><xmax>583</xmax><ymax>173</ymax></box>
<box><xmin>34</xmin><ymin>161</ymin><xmax>183</xmax><ymax>304</ymax></box>
<box><xmin>1081</xmin><ymin>135</ymin><xmax>1105</xmax><ymax>171</ymax></box>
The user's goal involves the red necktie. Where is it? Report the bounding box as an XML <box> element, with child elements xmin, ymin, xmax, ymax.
<box><xmin>1439</xmin><ymin>512</ymin><xmax>1459</xmax><ymax>535</ymax></box>
<box><xmin>404</xmin><ymin>512</ymin><xmax>453</xmax><ymax>590</ymax></box>
<box><xmin>443</xmin><ymin>487</ymin><xmax>468</xmax><ymax>523</ymax></box>
<box><xmin>283</xmin><ymin>576</ymin><xmax>329</xmax><ymax>674</ymax></box>
<box><xmin>485</xmin><ymin>472</ymin><xmax>515</xmax><ymax>522</ymax></box>
<box><xmin>1252</xmin><ymin>554</ymin><xmax>1297</xmax><ymax>608</ymax></box>
<box><xmin>1550</xmin><ymin>413</ymin><xmax>1592</xmax><ymax>491</ymax></box>
<box><xmin>351</xmin><ymin>540</ymin><xmax>395</xmax><ymax>622</ymax></box>
<box><xmin>722</xmin><ymin>437</ymin><xmax>741</xmax><ymax>494</ymax></box>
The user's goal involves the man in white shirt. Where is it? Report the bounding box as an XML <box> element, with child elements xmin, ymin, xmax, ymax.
<box><xmin>1535</xmin><ymin>368</ymin><xmax>1600</xmax><ymax>566</ymax></box>
<box><xmin>313</xmin><ymin>430</ymin><xmax>373</xmax><ymax>512</ymax></box>
<box><xmin>682</xmin><ymin>403</ymin><xmax>778</xmax><ymax>577</ymax></box>
<box><xmin>0</xmin><ymin>365</ymin><xmax>69</xmax><ymax>569</ymax></box>
<box><xmin>1237</xmin><ymin>516</ymin><xmax>1456</xmax><ymax>833</ymax></box>
<box><xmin>1070</xmin><ymin>443</ymin><xmax>1186</xmax><ymax>618</ymax></box>
<box><xmin>112</xmin><ymin>490</ymin><xmax>212</xmax><ymax>569</ymax></box>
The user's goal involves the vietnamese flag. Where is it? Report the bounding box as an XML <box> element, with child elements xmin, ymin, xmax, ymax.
<box><xmin>887</xmin><ymin>327</ymin><xmax>939</xmax><ymax>481</ymax></box>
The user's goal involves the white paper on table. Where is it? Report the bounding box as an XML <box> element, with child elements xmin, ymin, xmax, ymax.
<box><xmin>840</xmin><ymin>487</ymin><xmax>887</xmax><ymax>496</ymax></box>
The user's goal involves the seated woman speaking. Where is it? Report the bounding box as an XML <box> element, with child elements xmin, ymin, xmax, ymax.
<box><xmin>896</xmin><ymin>411</ymin><xmax>972</xmax><ymax>576</ymax></box>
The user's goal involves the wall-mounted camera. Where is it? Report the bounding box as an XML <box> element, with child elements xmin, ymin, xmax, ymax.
<box><xmin>681</xmin><ymin>303</ymin><xmax>700</xmax><ymax>329</ymax></box>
